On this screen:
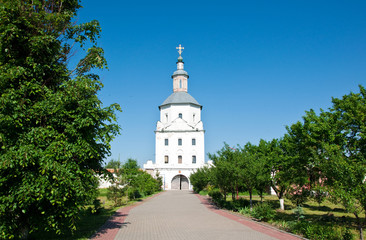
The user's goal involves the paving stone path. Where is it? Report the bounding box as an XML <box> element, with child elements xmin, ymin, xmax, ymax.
<box><xmin>92</xmin><ymin>191</ymin><xmax>302</xmax><ymax>240</ymax></box>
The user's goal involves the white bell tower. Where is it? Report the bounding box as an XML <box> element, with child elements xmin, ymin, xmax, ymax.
<box><xmin>144</xmin><ymin>45</ymin><xmax>206</xmax><ymax>190</ymax></box>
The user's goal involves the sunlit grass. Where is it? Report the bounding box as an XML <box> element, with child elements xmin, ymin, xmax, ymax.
<box><xmin>201</xmin><ymin>190</ymin><xmax>365</xmax><ymax>239</ymax></box>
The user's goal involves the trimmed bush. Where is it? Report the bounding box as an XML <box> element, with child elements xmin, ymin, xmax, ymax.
<box><xmin>251</xmin><ymin>202</ymin><xmax>276</xmax><ymax>221</ymax></box>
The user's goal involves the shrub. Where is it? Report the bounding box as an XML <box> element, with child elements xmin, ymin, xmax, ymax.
<box><xmin>107</xmin><ymin>185</ymin><xmax>126</xmax><ymax>206</ymax></box>
<box><xmin>289</xmin><ymin>221</ymin><xmax>354</xmax><ymax>240</ymax></box>
<box><xmin>342</xmin><ymin>228</ymin><xmax>354</xmax><ymax>240</ymax></box>
<box><xmin>208</xmin><ymin>189</ymin><xmax>223</xmax><ymax>202</ymax></box>
<box><xmin>91</xmin><ymin>199</ymin><xmax>103</xmax><ymax>215</ymax></box>
<box><xmin>239</xmin><ymin>206</ymin><xmax>251</xmax><ymax>216</ymax></box>
<box><xmin>292</xmin><ymin>205</ymin><xmax>305</xmax><ymax>221</ymax></box>
<box><xmin>251</xmin><ymin>202</ymin><xmax>276</xmax><ymax>221</ymax></box>
<box><xmin>190</xmin><ymin>167</ymin><xmax>211</xmax><ymax>193</ymax></box>
<box><xmin>128</xmin><ymin>187</ymin><xmax>142</xmax><ymax>200</ymax></box>
<box><xmin>208</xmin><ymin>189</ymin><xmax>226</xmax><ymax>208</ymax></box>
<box><xmin>231</xmin><ymin>198</ymin><xmax>250</xmax><ymax>211</ymax></box>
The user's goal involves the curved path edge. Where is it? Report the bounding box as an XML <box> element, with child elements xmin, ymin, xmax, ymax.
<box><xmin>90</xmin><ymin>191</ymin><xmax>164</xmax><ymax>240</ymax></box>
<box><xmin>195</xmin><ymin>194</ymin><xmax>305</xmax><ymax>240</ymax></box>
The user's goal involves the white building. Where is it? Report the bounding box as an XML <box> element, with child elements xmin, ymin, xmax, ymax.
<box><xmin>144</xmin><ymin>45</ymin><xmax>206</xmax><ymax>190</ymax></box>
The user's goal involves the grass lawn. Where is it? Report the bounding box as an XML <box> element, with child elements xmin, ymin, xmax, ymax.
<box><xmin>29</xmin><ymin>188</ymin><xmax>159</xmax><ymax>240</ymax></box>
<box><xmin>202</xmin><ymin>191</ymin><xmax>365</xmax><ymax>240</ymax></box>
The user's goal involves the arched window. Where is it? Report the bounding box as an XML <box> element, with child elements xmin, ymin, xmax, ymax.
<box><xmin>165</xmin><ymin>139</ymin><xmax>168</xmax><ymax>146</ymax></box>
<box><xmin>178</xmin><ymin>138</ymin><xmax>182</xmax><ymax>146</ymax></box>
<box><xmin>192</xmin><ymin>156</ymin><xmax>196</xmax><ymax>164</ymax></box>
<box><xmin>178</xmin><ymin>155</ymin><xmax>182</xmax><ymax>164</ymax></box>
<box><xmin>192</xmin><ymin>138</ymin><xmax>196</xmax><ymax>145</ymax></box>
<box><xmin>164</xmin><ymin>155</ymin><xmax>169</xmax><ymax>164</ymax></box>
<box><xmin>179</xmin><ymin>79</ymin><xmax>182</xmax><ymax>88</ymax></box>
<box><xmin>179</xmin><ymin>113</ymin><xmax>182</xmax><ymax>119</ymax></box>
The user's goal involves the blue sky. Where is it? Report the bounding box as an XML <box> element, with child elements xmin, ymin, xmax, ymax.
<box><xmin>76</xmin><ymin>1</ymin><xmax>366</xmax><ymax>167</ymax></box>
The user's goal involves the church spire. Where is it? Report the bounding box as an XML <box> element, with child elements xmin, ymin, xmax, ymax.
<box><xmin>172</xmin><ymin>44</ymin><xmax>189</xmax><ymax>92</ymax></box>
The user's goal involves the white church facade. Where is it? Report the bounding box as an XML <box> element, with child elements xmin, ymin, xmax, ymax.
<box><xmin>144</xmin><ymin>45</ymin><xmax>206</xmax><ymax>190</ymax></box>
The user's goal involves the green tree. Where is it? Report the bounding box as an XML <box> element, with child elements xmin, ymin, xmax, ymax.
<box><xmin>285</xmin><ymin>85</ymin><xmax>366</xmax><ymax>239</ymax></box>
<box><xmin>238</xmin><ymin>143</ymin><xmax>258</xmax><ymax>209</ymax></box>
<box><xmin>107</xmin><ymin>159</ymin><xmax>161</xmax><ymax>203</ymax></box>
<box><xmin>314</xmin><ymin>86</ymin><xmax>366</xmax><ymax>240</ymax></box>
<box><xmin>208</xmin><ymin>144</ymin><xmax>239</xmax><ymax>200</ymax></box>
<box><xmin>190</xmin><ymin>166</ymin><xmax>211</xmax><ymax>193</ymax></box>
<box><xmin>0</xmin><ymin>0</ymin><xmax>121</xmax><ymax>238</ymax></box>
<box><xmin>105</xmin><ymin>159</ymin><xmax>122</xmax><ymax>169</ymax></box>
<box><xmin>267</xmin><ymin>138</ymin><xmax>295</xmax><ymax>210</ymax></box>
<box><xmin>237</xmin><ymin>141</ymin><xmax>271</xmax><ymax>208</ymax></box>
<box><xmin>251</xmin><ymin>140</ymin><xmax>271</xmax><ymax>203</ymax></box>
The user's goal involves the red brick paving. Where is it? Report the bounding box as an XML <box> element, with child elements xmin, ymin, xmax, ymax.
<box><xmin>90</xmin><ymin>192</ymin><xmax>164</xmax><ymax>240</ymax></box>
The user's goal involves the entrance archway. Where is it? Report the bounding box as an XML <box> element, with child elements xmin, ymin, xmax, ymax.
<box><xmin>171</xmin><ymin>174</ymin><xmax>189</xmax><ymax>190</ymax></box>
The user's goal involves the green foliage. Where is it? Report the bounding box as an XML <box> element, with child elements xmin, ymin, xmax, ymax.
<box><xmin>128</xmin><ymin>187</ymin><xmax>142</xmax><ymax>201</ymax></box>
<box><xmin>250</xmin><ymin>202</ymin><xmax>276</xmax><ymax>221</ymax></box>
<box><xmin>289</xmin><ymin>221</ymin><xmax>354</xmax><ymax>240</ymax></box>
<box><xmin>0</xmin><ymin>0</ymin><xmax>121</xmax><ymax>238</ymax></box>
<box><xmin>292</xmin><ymin>205</ymin><xmax>305</xmax><ymax>221</ymax></box>
<box><xmin>208</xmin><ymin>144</ymin><xmax>240</xmax><ymax>200</ymax></box>
<box><xmin>239</xmin><ymin>206</ymin><xmax>252</xmax><ymax>216</ymax></box>
<box><xmin>106</xmin><ymin>159</ymin><xmax>161</xmax><ymax>204</ymax></box>
<box><xmin>208</xmin><ymin>189</ymin><xmax>223</xmax><ymax>202</ymax></box>
<box><xmin>239</xmin><ymin>141</ymin><xmax>271</xmax><ymax>207</ymax></box>
<box><xmin>123</xmin><ymin>158</ymin><xmax>140</xmax><ymax>173</ymax></box>
<box><xmin>107</xmin><ymin>185</ymin><xmax>126</xmax><ymax>207</ymax></box>
<box><xmin>311</xmin><ymin>185</ymin><xmax>327</xmax><ymax>206</ymax></box>
<box><xmin>286</xmin><ymin>85</ymin><xmax>366</xmax><ymax>238</ymax></box>
<box><xmin>105</xmin><ymin>159</ymin><xmax>122</xmax><ymax>169</ymax></box>
<box><xmin>286</xmin><ymin>187</ymin><xmax>311</xmax><ymax>206</ymax></box>
<box><xmin>90</xmin><ymin>199</ymin><xmax>103</xmax><ymax>215</ymax></box>
<box><xmin>190</xmin><ymin>166</ymin><xmax>211</xmax><ymax>193</ymax></box>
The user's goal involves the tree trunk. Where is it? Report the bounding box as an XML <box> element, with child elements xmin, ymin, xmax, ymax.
<box><xmin>249</xmin><ymin>190</ymin><xmax>253</xmax><ymax>209</ymax></box>
<box><xmin>279</xmin><ymin>198</ymin><xmax>285</xmax><ymax>211</ymax></box>
<box><xmin>359</xmin><ymin>226</ymin><xmax>363</xmax><ymax>240</ymax></box>
<box><xmin>259</xmin><ymin>190</ymin><xmax>263</xmax><ymax>203</ymax></box>
<box><xmin>354</xmin><ymin>213</ymin><xmax>364</xmax><ymax>240</ymax></box>
<box><xmin>236</xmin><ymin>186</ymin><xmax>239</xmax><ymax>200</ymax></box>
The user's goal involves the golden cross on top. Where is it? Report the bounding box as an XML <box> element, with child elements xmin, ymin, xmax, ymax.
<box><xmin>176</xmin><ymin>44</ymin><xmax>184</xmax><ymax>56</ymax></box>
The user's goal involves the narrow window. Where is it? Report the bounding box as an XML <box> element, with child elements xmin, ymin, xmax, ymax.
<box><xmin>192</xmin><ymin>155</ymin><xmax>196</xmax><ymax>164</ymax></box>
<box><xmin>178</xmin><ymin>138</ymin><xmax>182</xmax><ymax>146</ymax></box>
<box><xmin>164</xmin><ymin>155</ymin><xmax>169</xmax><ymax>164</ymax></box>
<box><xmin>178</xmin><ymin>113</ymin><xmax>182</xmax><ymax>119</ymax></box>
<box><xmin>193</xmin><ymin>114</ymin><xmax>195</xmax><ymax>122</ymax></box>
<box><xmin>192</xmin><ymin>138</ymin><xmax>196</xmax><ymax>145</ymax></box>
<box><xmin>165</xmin><ymin>114</ymin><xmax>168</xmax><ymax>122</ymax></box>
<box><xmin>179</xmin><ymin>79</ymin><xmax>182</xmax><ymax>88</ymax></box>
<box><xmin>165</xmin><ymin>139</ymin><xmax>168</xmax><ymax>146</ymax></box>
<box><xmin>178</xmin><ymin>155</ymin><xmax>182</xmax><ymax>164</ymax></box>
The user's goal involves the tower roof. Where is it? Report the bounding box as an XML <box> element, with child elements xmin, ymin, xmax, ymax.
<box><xmin>160</xmin><ymin>92</ymin><xmax>201</xmax><ymax>108</ymax></box>
<box><xmin>172</xmin><ymin>69</ymin><xmax>189</xmax><ymax>78</ymax></box>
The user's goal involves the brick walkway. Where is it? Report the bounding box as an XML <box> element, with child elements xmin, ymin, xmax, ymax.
<box><xmin>97</xmin><ymin>191</ymin><xmax>302</xmax><ymax>240</ymax></box>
